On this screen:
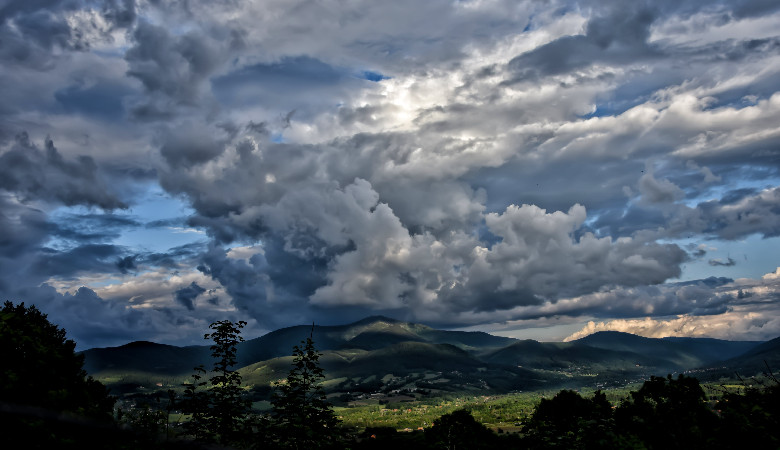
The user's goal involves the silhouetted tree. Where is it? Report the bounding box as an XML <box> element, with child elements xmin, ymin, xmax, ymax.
<box><xmin>520</xmin><ymin>389</ymin><xmax>628</xmax><ymax>449</ymax></box>
<box><xmin>181</xmin><ymin>320</ymin><xmax>252</xmax><ymax>447</ymax></box>
<box><xmin>615</xmin><ymin>374</ymin><xmax>718</xmax><ymax>449</ymax></box>
<box><xmin>270</xmin><ymin>331</ymin><xmax>341</xmax><ymax>449</ymax></box>
<box><xmin>715</xmin><ymin>375</ymin><xmax>780</xmax><ymax>448</ymax></box>
<box><xmin>0</xmin><ymin>301</ymin><xmax>118</xmax><ymax>448</ymax></box>
<box><xmin>425</xmin><ymin>409</ymin><xmax>497</xmax><ymax>450</ymax></box>
<box><xmin>0</xmin><ymin>301</ymin><xmax>114</xmax><ymax>417</ymax></box>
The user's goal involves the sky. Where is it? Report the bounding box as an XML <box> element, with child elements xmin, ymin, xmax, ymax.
<box><xmin>1</xmin><ymin>0</ymin><xmax>780</xmax><ymax>350</ymax></box>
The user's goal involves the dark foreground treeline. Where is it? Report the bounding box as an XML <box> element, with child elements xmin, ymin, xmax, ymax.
<box><xmin>2</xmin><ymin>302</ymin><xmax>779</xmax><ymax>449</ymax></box>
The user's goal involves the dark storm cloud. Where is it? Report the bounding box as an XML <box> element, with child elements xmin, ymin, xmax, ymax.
<box><xmin>720</xmin><ymin>188</ymin><xmax>759</xmax><ymax>205</ymax></box>
<box><xmin>54</xmin><ymin>81</ymin><xmax>132</xmax><ymax>120</ymax></box>
<box><xmin>590</xmin><ymin>206</ymin><xmax>667</xmax><ymax>239</ymax></box>
<box><xmin>597</xmin><ymin>283</ymin><xmax>734</xmax><ymax>318</ymax></box>
<box><xmin>32</xmin><ymin>243</ymin><xmax>127</xmax><ymax>279</ymax></box>
<box><xmin>0</xmin><ymin>201</ymin><xmax>133</xmax><ymax>349</ymax></box>
<box><xmin>260</xmin><ymin>235</ymin><xmax>335</xmax><ymax>302</ymax></box>
<box><xmin>686</xmin><ymin>244</ymin><xmax>707</xmax><ymax>258</ymax></box>
<box><xmin>0</xmin><ymin>195</ymin><xmax>226</xmax><ymax>349</ymax></box>
<box><xmin>0</xmin><ymin>205</ymin><xmax>136</xmax><ymax>284</ymax></box>
<box><xmin>698</xmin><ymin>187</ymin><xmax>780</xmax><ymax>239</ymax></box>
<box><xmin>0</xmin><ymin>0</ymin><xmax>64</xmax><ymax>20</ymax></box>
<box><xmin>709</xmin><ymin>257</ymin><xmax>737</xmax><ymax>267</ymax></box>
<box><xmin>196</xmin><ymin>238</ymin><xmax>335</xmax><ymax>327</ymax></box>
<box><xmin>638</xmin><ymin>170</ymin><xmax>685</xmax><ymax>204</ymax></box>
<box><xmin>101</xmin><ymin>0</ymin><xmax>137</xmax><ymax>29</ymax></box>
<box><xmin>589</xmin><ymin>162</ymin><xmax>780</xmax><ymax>241</ymax></box>
<box><xmin>245</xmin><ymin>121</ymin><xmax>270</xmax><ymax>136</ymax></box>
<box><xmin>730</xmin><ymin>0</ymin><xmax>780</xmax><ymax>17</ymax></box>
<box><xmin>8</xmin><ymin>282</ymin><xmax>217</xmax><ymax>350</ymax></box>
<box><xmin>0</xmin><ymin>133</ymin><xmax>126</xmax><ymax>209</ymax></box>
<box><xmin>124</xmin><ymin>20</ymin><xmax>229</xmax><ymax>117</ymax></box>
<box><xmin>212</xmin><ymin>57</ymin><xmax>369</xmax><ymax>118</ymax></box>
<box><xmin>174</xmin><ymin>281</ymin><xmax>206</xmax><ymax>310</ymax></box>
<box><xmin>564</xmin><ymin>269</ymin><xmax>780</xmax><ymax>341</ymax></box>
<box><xmin>198</xmin><ymin>246</ymin><xmax>271</xmax><ymax>315</ymax></box>
<box><xmin>511</xmin><ymin>276</ymin><xmax>744</xmax><ymax>322</ymax></box>
<box><xmin>0</xmin><ymin>8</ymin><xmax>76</xmax><ymax>69</ymax></box>
<box><xmin>145</xmin><ymin>217</ymin><xmax>188</xmax><ymax>229</ymax></box>
<box><xmin>51</xmin><ymin>213</ymin><xmax>142</xmax><ymax>243</ymax></box>
<box><xmin>465</xmin><ymin>158</ymin><xmax>640</xmax><ymax>218</ymax></box>
<box><xmin>0</xmin><ymin>197</ymin><xmax>49</xmax><ymax>262</ymax></box>
<box><xmin>116</xmin><ymin>255</ymin><xmax>137</xmax><ymax>274</ymax></box>
<box><xmin>677</xmin><ymin>276</ymin><xmax>734</xmax><ymax>288</ymax></box>
<box><xmin>159</xmin><ymin>123</ymin><xmax>227</xmax><ymax>168</ymax></box>
<box><xmin>507</xmin><ymin>4</ymin><xmax>659</xmax><ymax>83</ymax></box>
<box><xmin>143</xmin><ymin>241</ymin><xmax>208</xmax><ymax>268</ymax></box>
<box><xmin>0</xmin><ymin>0</ymin><xmax>136</xmax><ymax>69</ymax></box>
<box><xmin>17</xmin><ymin>285</ymin><xmax>146</xmax><ymax>348</ymax></box>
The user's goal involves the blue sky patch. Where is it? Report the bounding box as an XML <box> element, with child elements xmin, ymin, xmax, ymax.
<box><xmin>359</xmin><ymin>70</ymin><xmax>390</xmax><ymax>82</ymax></box>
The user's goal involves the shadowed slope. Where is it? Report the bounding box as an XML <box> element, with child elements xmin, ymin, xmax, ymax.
<box><xmin>574</xmin><ymin>331</ymin><xmax>761</xmax><ymax>369</ymax></box>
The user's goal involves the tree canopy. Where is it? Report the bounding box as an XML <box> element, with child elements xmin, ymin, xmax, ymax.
<box><xmin>425</xmin><ymin>408</ymin><xmax>498</xmax><ymax>450</ymax></box>
<box><xmin>521</xmin><ymin>389</ymin><xmax>623</xmax><ymax>449</ymax></box>
<box><xmin>614</xmin><ymin>374</ymin><xmax>719</xmax><ymax>449</ymax></box>
<box><xmin>271</xmin><ymin>331</ymin><xmax>341</xmax><ymax>449</ymax></box>
<box><xmin>0</xmin><ymin>301</ymin><xmax>114</xmax><ymax>418</ymax></box>
<box><xmin>181</xmin><ymin>319</ymin><xmax>252</xmax><ymax>446</ymax></box>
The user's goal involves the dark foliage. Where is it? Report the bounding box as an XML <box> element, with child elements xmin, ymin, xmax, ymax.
<box><xmin>0</xmin><ymin>301</ymin><xmax>119</xmax><ymax>448</ymax></box>
<box><xmin>521</xmin><ymin>390</ymin><xmax>629</xmax><ymax>449</ymax></box>
<box><xmin>181</xmin><ymin>320</ymin><xmax>253</xmax><ymax>447</ymax></box>
<box><xmin>715</xmin><ymin>375</ymin><xmax>780</xmax><ymax>448</ymax></box>
<box><xmin>270</xmin><ymin>331</ymin><xmax>342</xmax><ymax>449</ymax></box>
<box><xmin>614</xmin><ymin>374</ymin><xmax>719</xmax><ymax>449</ymax></box>
<box><xmin>424</xmin><ymin>408</ymin><xmax>500</xmax><ymax>450</ymax></box>
<box><xmin>0</xmin><ymin>301</ymin><xmax>115</xmax><ymax>418</ymax></box>
<box><xmin>354</xmin><ymin>427</ymin><xmax>429</xmax><ymax>450</ymax></box>
<box><xmin>116</xmin><ymin>389</ymin><xmax>181</xmax><ymax>445</ymax></box>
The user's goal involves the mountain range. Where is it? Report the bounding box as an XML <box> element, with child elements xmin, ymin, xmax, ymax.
<box><xmin>81</xmin><ymin>316</ymin><xmax>778</xmax><ymax>398</ymax></box>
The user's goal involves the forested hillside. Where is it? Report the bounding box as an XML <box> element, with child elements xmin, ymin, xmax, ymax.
<box><xmin>82</xmin><ymin>316</ymin><xmax>770</xmax><ymax>399</ymax></box>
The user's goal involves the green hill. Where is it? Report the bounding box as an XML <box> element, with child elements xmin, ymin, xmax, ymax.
<box><xmin>233</xmin><ymin>315</ymin><xmax>516</xmax><ymax>366</ymax></box>
<box><xmin>238</xmin><ymin>340</ymin><xmax>552</xmax><ymax>396</ymax></box>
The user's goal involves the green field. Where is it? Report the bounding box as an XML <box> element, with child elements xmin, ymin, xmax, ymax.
<box><xmin>331</xmin><ymin>385</ymin><xmax>644</xmax><ymax>431</ymax></box>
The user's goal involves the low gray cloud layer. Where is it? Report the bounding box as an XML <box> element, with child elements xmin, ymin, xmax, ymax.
<box><xmin>1</xmin><ymin>0</ymin><xmax>779</xmax><ymax>347</ymax></box>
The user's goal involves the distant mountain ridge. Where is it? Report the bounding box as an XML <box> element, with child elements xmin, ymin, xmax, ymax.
<box><xmin>574</xmin><ymin>331</ymin><xmax>760</xmax><ymax>369</ymax></box>
<box><xmin>82</xmin><ymin>340</ymin><xmax>210</xmax><ymax>377</ymax></box>
<box><xmin>82</xmin><ymin>315</ymin><xmax>515</xmax><ymax>377</ymax></box>
<box><xmin>81</xmin><ymin>317</ymin><xmax>775</xmax><ymax>397</ymax></box>
<box><xmin>234</xmin><ymin>314</ymin><xmax>516</xmax><ymax>366</ymax></box>
<box><xmin>719</xmin><ymin>335</ymin><xmax>780</xmax><ymax>374</ymax></box>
